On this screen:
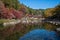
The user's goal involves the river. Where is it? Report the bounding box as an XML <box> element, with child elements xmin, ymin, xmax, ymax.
<box><xmin>0</xmin><ymin>22</ymin><xmax>60</xmax><ymax>40</ymax></box>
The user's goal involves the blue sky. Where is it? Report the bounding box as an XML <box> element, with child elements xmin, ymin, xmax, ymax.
<box><xmin>19</xmin><ymin>0</ymin><xmax>60</xmax><ymax>9</ymax></box>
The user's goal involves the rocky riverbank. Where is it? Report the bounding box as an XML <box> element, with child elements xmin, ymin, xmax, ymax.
<box><xmin>0</xmin><ymin>17</ymin><xmax>45</xmax><ymax>27</ymax></box>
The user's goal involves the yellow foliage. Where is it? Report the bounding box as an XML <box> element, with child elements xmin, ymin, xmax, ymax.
<box><xmin>44</xmin><ymin>8</ymin><xmax>55</xmax><ymax>17</ymax></box>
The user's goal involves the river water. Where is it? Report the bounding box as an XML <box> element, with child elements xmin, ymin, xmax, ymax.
<box><xmin>18</xmin><ymin>23</ymin><xmax>60</xmax><ymax>40</ymax></box>
<box><xmin>0</xmin><ymin>22</ymin><xmax>60</xmax><ymax>40</ymax></box>
<box><xmin>20</xmin><ymin>29</ymin><xmax>58</xmax><ymax>40</ymax></box>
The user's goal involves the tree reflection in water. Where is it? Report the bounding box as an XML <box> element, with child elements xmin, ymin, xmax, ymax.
<box><xmin>0</xmin><ymin>23</ymin><xmax>60</xmax><ymax>40</ymax></box>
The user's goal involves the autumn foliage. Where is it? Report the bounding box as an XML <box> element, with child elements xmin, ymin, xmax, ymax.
<box><xmin>0</xmin><ymin>0</ymin><xmax>24</xmax><ymax>19</ymax></box>
<box><xmin>10</xmin><ymin>8</ymin><xmax>24</xmax><ymax>19</ymax></box>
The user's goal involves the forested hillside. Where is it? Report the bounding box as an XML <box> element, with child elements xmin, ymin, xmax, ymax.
<box><xmin>44</xmin><ymin>5</ymin><xmax>60</xmax><ymax>21</ymax></box>
<box><xmin>0</xmin><ymin>0</ymin><xmax>24</xmax><ymax>19</ymax></box>
<box><xmin>0</xmin><ymin>0</ymin><xmax>44</xmax><ymax>19</ymax></box>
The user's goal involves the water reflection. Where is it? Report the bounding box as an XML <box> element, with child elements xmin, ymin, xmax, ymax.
<box><xmin>0</xmin><ymin>23</ymin><xmax>60</xmax><ymax>40</ymax></box>
<box><xmin>43</xmin><ymin>23</ymin><xmax>57</xmax><ymax>31</ymax></box>
<box><xmin>19</xmin><ymin>29</ymin><xmax>59</xmax><ymax>40</ymax></box>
